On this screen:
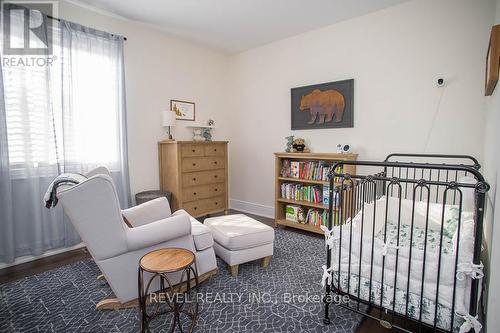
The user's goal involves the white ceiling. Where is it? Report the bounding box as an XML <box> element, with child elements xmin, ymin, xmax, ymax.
<box><xmin>73</xmin><ymin>0</ymin><xmax>409</xmax><ymax>53</ymax></box>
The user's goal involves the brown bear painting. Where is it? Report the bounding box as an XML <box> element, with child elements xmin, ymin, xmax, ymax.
<box><xmin>299</xmin><ymin>89</ymin><xmax>345</xmax><ymax>124</ymax></box>
<box><xmin>291</xmin><ymin>79</ymin><xmax>354</xmax><ymax>130</ymax></box>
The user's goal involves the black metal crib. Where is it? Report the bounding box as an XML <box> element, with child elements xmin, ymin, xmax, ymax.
<box><xmin>322</xmin><ymin>154</ymin><xmax>489</xmax><ymax>333</ymax></box>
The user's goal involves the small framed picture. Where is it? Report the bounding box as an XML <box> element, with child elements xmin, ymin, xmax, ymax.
<box><xmin>171</xmin><ymin>100</ymin><xmax>195</xmax><ymax>121</ymax></box>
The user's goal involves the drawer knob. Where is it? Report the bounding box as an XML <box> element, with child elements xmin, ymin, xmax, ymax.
<box><xmin>214</xmin><ymin>161</ymin><xmax>217</xmax><ymax>164</ymax></box>
<box><xmin>193</xmin><ymin>163</ymin><xmax>196</xmax><ymax>166</ymax></box>
<box><xmin>194</xmin><ymin>207</ymin><xmax>197</xmax><ymax>210</ymax></box>
<box><xmin>214</xmin><ymin>175</ymin><xmax>218</xmax><ymax>178</ymax></box>
<box><xmin>193</xmin><ymin>177</ymin><xmax>196</xmax><ymax>181</ymax></box>
<box><xmin>193</xmin><ymin>192</ymin><xmax>197</xmax><ymax>195</ymax></box>
<box><xmin>215</xmin><ymin>202</ymin><xmax>218</xmax><ymax>205</ymax></box>
<box><xmin>214</xmin><ymin>149</ymin><xmax>217</xmax><ymax>152</ymax></box>
<box><xmin>215</xmin><ymin>189</ymin><xmax>218</xmax><ymax>192</ymax></box>
<box><xmin>192</xmin><ymin>149</ymin><xmax>195</xmax><ymax>152</ymax></box>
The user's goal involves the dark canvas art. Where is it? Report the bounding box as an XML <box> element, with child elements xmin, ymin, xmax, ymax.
<box><xmin>291</xmin><ymin>79</ymin><xmax>354</xmax><ymax>130</ymax></box>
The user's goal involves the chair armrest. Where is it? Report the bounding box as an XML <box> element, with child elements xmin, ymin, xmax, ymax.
<box><xmin>122</xmin><ymin>197</ymin><xmax>172</xmax><ymax>227</ymax></box>
<box><xmin>125</xmin><ymin>213</ymin><xmax>191</xmax><ymax>251</ymax></box>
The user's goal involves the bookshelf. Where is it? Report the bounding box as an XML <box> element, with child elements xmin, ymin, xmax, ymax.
<box><xmin>274</xmin><ymin>152</ymin><xmax>358</xmax><ymax>235</ymax></box>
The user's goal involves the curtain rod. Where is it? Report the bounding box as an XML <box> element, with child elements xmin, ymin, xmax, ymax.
<box><xmin>46</xmin><ymin>14</ymin><xmax>128</xmax><ymax>41</ymax></box>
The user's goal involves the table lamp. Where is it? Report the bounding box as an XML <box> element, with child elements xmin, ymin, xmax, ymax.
<box><xmin>162</xmin><ymin>110</ymin><xmax>176</xmax><ymax>140</ymax></box>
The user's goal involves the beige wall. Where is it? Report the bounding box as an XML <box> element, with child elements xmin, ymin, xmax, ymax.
<box><xmin>484</xmin><ymin>0</ymin><xmax>500</xmax><ymax>330</ymax></box>
<box><xmin>227</xmin><ymin>0</ymin><xmax>493</xmax><ymax>215</ymax></box>
<box><xmin>59</xmin><ymin>1</ymin><xmax>231</xmax><ymax>197</ymax></box>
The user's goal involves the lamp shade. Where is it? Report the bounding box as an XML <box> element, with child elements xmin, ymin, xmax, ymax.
<box><xmin>162</xmin><ymin>111</ymin><xmax>176</xmax><ymax>127</ymax></box>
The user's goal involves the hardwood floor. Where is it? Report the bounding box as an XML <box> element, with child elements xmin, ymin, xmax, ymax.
<box><xmin>0</xmin><ymin>209</ymin><xmax>395</xmax><ymax>333</ymax></box>
<box><xmin>0</xmin><ymin>247</ymin><xmax>90</xmax><ymax>284</ymax></box>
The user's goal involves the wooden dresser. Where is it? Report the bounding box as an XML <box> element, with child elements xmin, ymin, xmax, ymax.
<box><xmin>158</xmin><ymin>141</ymin><xmax>228</xmax><ymax>217</ymax></box>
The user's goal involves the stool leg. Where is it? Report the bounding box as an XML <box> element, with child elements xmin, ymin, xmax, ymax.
<box><xmin>229</xmin><ymin>264</ymin><xmax>239</xmax><ymax>277</ymax></box>
<box><xmin>138</xmin><ymin>268</ymin><xmax>146</xmax><ymax>333</ymax></box>
<box><xmin>261</xmin><ymin>256</ymin><xmax>272</xmax><ymax>268</ymax></box>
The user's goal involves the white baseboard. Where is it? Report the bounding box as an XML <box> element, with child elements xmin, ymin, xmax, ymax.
<box><xmin>0</xmin><ymin>243</ymin><xmax>85</xmax><ymax>269</ymax></box>
<box><xmin>229</xmin><ymin>198</ymin><xmax>274</xmax><ymax>219</ymax></box>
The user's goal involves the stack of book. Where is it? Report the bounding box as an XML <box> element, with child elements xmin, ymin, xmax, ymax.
<box><xmin>305</xmin><ymin>209</ymin><xmax>329</xmax><ymax>226</ymax></box>
<box><xmin>289</xmin><ymin>161</ymin><xmax>331</xmax><ymax>181</ymax></box>
<box><xmin>280</xmin><ymin>160</ymin><xmax>343</xmax><ymax>182</ymax></box>
<box><xmin>286</xmin><ymin>205</ymin><xmax>329</xmax><ymax>226</ymax></box>
<box><xmin>281</xmin><ymin>183</ymin><xmax>323</xmax><ymax>203</ymax></box>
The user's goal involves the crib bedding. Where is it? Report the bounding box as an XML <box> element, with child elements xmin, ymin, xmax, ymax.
<box><xmin>334</xmin><ymin>216</ymin><xmax>462</xmax><ymax>330</ymax></box>
<box><xmin>334</xmin><ymin>271</ymin><xmax>462</xmax><ymax>331</ymax></box>
<box><xmin>326</xmin><ymin>196</ymin><xmax>476</xmax><ymax>331</ymax></box>
<box><xmin>377</xmin><ymin>214</ymin><xmax>456</xmax><ymax>255</ymax></box>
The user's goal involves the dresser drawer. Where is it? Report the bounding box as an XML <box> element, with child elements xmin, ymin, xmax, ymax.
<box><xmin>204</xmin><ymin>144</ymin><xmax>225</xmax><ymax>156</ymax></box>
<box><xmin>205</xmin><ymin>157</ymin><xmax>224</xmax><ymax>169</ymax></box>
<box><xmin>182</xmin><ymin>157</ymin><xmax>225</xmax><ymax>172</ymax></box>
<box><xmin>181</xmin><ymin>144</ymin><xmax>205</xmax><ymax>157</ymax></box>
<box><xmin>182</xmin><ymin>169</ymin><xmax>225</xmax><ymax>187</ymax></box>
<box><xmin>182</xmin><ymin>157</ymin><xmax>207</xmax><ymax>172</ymax></box>
<box><xmin>182</xmin><ymin>183</ymin><xmax>225</xmax><ymax>202</ymax></box>
<box><xmin>208</xmin><ymin>183</ymin><xmax>225</xmax><ymax>197</ymax></box>
<box><xmin>183</xmin><ymin>195</ymin><xmax>225</xmax><ymax>216</ymax></box>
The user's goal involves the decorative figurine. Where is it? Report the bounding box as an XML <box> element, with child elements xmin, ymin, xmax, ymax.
<box><xmin>202</xmin><ymin>127</ymin><xmax>213</xmax><ymax>141</ymax></box>
<box><xmin>192</xmin><ymin>128</ymin><xmax>204</xmax><ymax>141</ymax></box>
<box><xmin>285</xmin><ymin>135</ymin><xmax>294</xmax><ymax>152</ymax></box>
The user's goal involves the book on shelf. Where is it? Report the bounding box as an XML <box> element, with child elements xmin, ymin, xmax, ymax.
<box><xmin>281</xmin><ymin>183</ymin><xmax>323</xmax><ymax>204</ymax></box>
<box><xmin>281</xmin><ymin>159</ymin><xmax>335</xmax><ymax>182</ymax></box>
<box><xmin>305</xmin><ymin>208</ymin><xmax>329</xmax><ymax>227</ymax></box>
<box><xmin>332</xmin><ymin>165</ymin><xmax>344</xmax><ymax>182</ymax></box>
<box><xmin>284</xmin><ymin>205</ymin><xmax>328</xmax><ymax>227</ymax></box>
<box><xmin>285</xmin><ymin>205</ymin><xmax>305</xmax><ymax>223</ymax></box>
<box><xmin>280</xmin><ymin>159</ymin><xmax>291</xmax><ymax>178</ymax></box>
<box><xmin>290</xmin><ymin>161</ymin><xmax>300</xmax><ymax>178</ymax></box>
<box><xmin>323</xmin><ymin>183</ymin><xmax>330</xmax><ymax>206</ymax></box>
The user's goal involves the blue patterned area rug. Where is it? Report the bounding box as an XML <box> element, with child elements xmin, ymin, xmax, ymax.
<box><xmin>0</xmin><ymin>228</ymin><xmax>362</xmax><ymax>332</ymax></box>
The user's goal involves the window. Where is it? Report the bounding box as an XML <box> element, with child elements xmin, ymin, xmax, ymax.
<box><xmin>3</xmin><ymin>12</ymin><xmax>124</xmax><ymax>177</ymax></box>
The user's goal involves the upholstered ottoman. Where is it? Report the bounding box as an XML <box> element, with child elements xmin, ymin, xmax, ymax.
<box><xmin>204</xmin><ymin>214</ymin><xmax>275</xmax><ymax>277</ymax></box>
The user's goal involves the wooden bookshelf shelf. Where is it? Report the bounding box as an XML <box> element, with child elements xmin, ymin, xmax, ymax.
<box><xmin>276</xmin><ymin>219</ymin><xmax>323</xmax><ymax>235</ymax></box>
<box><xmin>277</xmin><ymin>198</ymin><xmax>328</xmax><ymax>210</ymax></box>
<box><xmin>274</xmin><ymin>152</ymin><xmax>358</xmax><ymax>234</ymax></box>
<box><xmin>277</xmin><ymin>177</ymin><xmax>327</xmax><ymax>185</ymax></box>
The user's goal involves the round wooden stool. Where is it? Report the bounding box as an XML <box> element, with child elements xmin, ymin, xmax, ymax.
<box><xmin>138</xmin><ymin>248</ymin><xmax>199</xmax><ymax>333</ymax></box>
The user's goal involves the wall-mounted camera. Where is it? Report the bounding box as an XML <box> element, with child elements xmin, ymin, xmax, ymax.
<box><xmin>336</xmin><ymin>144</ymin><xmax>351</xmax><ymax>154</ymax></box>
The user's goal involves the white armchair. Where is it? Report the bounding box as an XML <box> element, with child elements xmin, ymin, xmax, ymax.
<box><xmin>57</xmin><ymin>168</ymin><xmax>218</xmax><ymax>309</ymax></box>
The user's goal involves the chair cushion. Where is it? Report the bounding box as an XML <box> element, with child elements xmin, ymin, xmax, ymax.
<box><xmin>204</xmin><ymin>214</ymin><xmax>274</xmax><ymax>251</ymax></box>
<box><xmin>173</xmin><ymin>209</ymin><xmax>214</xmax><ymax>251</ymax></box>
<box><xmin>122</xmin><ymin>197</ymin><xmax>171</xmax><ymax>227</ymax></box>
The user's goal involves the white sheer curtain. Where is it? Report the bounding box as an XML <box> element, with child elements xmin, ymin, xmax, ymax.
<box><xmin>0</xmin><ymin>9</ymin><xmax>130</xmax><ymax>264</ymax></box>
<box><xmin>60</xmin><ymin>21</ymin><xmax>130</xmax><ymax>203</ymax></box>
